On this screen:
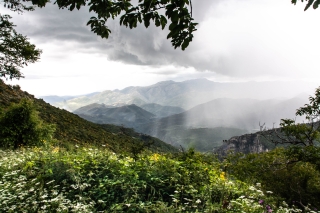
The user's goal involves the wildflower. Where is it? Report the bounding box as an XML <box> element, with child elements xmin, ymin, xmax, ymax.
<box><xmin>266</xmin><ymin>191</ymin><xmax>273</xmax><ymax>194</ymax></box>
<box><xmin>46</xmin><ymin>180</ymin><xmax>55</xmax><ymax>185</ymax></box>
<box><xmin>266</xmin><ymin>205</ymin><xmax>273</xmax><ymax>212</ymax></box>
<box><xmin>259</xmin><ymin>199</ymin><xmax>264</xmax><ymax>205</ymax></box>
<box><xmin>220</xmin><ymin>172</ymin><xmax>225</xmax><ymax>180</ymax></box>
<box><xmin>195</xmin><ymin>199</ymin><xmax>201</xmax><ymax>204</ymax></box>
<box><xmin>172</xmin><ymin>198</ymin><xmax>179</xmax><ymax>203</ymax></box>
<box><xmin>125</xmin><ymin>204</ymin><xmax>131</xmax><ymax>207</ymax></box>
<box><xmin>256</xmin><ymin>183</ymin><xmax>261</xmax><ymax>187</ymax></box>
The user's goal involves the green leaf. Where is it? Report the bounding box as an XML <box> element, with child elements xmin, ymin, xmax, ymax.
<box><xmin>304</xmin><ymin>0</ymin><xmax>315</xmax><ymax>10</ymax></box>
<box><xmin>313</xmin><ymin>0</ymin><xmax>320</xmax><ymax>9</ymax></box>
<box><xmin>181</xmin><ymin>39</ymin><xmax>189</xmax><ymax>51</ymax></box>
<box><xmin>69</xmin><ymin>3</ymin><xmax>75</xmax><ymax>11</ymax></box>
<box><xmin>160</xmin><ymin>15</ymin><xmax>167</xmax><ymax>29</ymax></box>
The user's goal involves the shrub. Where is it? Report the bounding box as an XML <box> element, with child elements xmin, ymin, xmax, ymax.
<box><xmin>0</xmin><ymin>99</ymin><xmax>55</xmax><ymax>149</ymax></box>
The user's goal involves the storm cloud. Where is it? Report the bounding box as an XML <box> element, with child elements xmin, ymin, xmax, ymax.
<box><xmin>2</xmin><ymin>0</ymin><xmax>320</xmax><ymax>95</ymax></box>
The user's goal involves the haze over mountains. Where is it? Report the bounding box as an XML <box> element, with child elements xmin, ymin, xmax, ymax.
<box><xmin>43</xmin><ymin>79</ymin><xmax>314</xmax><ymax>111</ymax></box>
<box><xmin>41</xmin><ymin>79</ymin><xmax>315</xmax><ymax>151</ymax></box>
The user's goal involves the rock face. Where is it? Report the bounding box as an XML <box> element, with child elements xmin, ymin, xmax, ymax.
<box><xmin>216</xmin><ymin>132</ymin><xmax>275</xmax><ymax>156</ymax></box>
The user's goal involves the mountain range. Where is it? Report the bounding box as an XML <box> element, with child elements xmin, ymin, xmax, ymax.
<box><xmin>38</xmin><ymin>79</ymin><xmax>314</xmax><ymax>151</ymax></box>
<box><xmin>42</xmin><ymin>78</ymin><xmax>313</xmax><ymax>112</ymax></box>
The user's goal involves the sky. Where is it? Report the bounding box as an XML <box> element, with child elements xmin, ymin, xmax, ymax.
<box><xmin>1</xmin><ymin>0</ymin><xmax>320</xmax><ymax>96</ymax></box>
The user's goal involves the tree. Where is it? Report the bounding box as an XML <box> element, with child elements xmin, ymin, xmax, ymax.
<box><xmin>3</xmin><ymin>0</ymin><xmax>197</xmax><ymax>51</ymax></box>
<box><xmin>262</xmin><ymin>87</ymin><xmax>320</xmax><ymax>147</ymax></box>
<box><xmin>259</xmin><ymin>87</ymin><xmax>320</xmax><ymax>171</ymax></box>
<box><xmin>0</xmin><ymin>99</ymin><xmax>55</xmax><ymax>149</ymax></box>
<box><xmin>0</xmin><ymin>14</ymin><xmax>42</xmax><ymax>80</ymax></box>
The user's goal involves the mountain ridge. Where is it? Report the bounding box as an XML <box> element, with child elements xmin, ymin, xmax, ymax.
<box><xmin>45</xmin><ymin>79</ymin><xmax>315</xmax><ymax>112</ymax></box>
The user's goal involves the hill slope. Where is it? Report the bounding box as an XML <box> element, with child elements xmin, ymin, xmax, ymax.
<box><xmin>0</xmin><ymin>80</ymin><xmax>177</xmax><ymax>153</ymax></box>
<box><xmin>74</xmin><ymin>103</ymin><xmax>156</xmax><ymax>128</ymax></box>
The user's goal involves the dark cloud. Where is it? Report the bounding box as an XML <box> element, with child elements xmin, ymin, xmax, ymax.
<box><xmin>4</xmin><ymin>1</ymin><xmax>223</xmax><ymax>73</ymax></box>
<box><xmin>3</xmin><ymin>0</ymin><xmax>320</xmax><ymax>80</ymax></box>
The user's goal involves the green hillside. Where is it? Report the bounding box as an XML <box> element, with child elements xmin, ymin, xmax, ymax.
<box><xmin>0</xmin><ymin>80</ymin><xmax>177</xmax><ymax>153</ymax></box>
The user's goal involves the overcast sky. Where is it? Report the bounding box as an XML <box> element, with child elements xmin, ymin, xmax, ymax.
<box><xmin>1</xmin><ymin>0</ymin><xmax>320</xmax><ymax>96</ymax></box>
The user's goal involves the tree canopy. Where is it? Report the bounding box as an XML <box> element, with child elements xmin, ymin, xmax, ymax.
<box><xmin>0</xmin><ymin>14</ymin><xmax>41</xmax><ymax>80</ymax></box>
<box><xmin>2</xmin><ymin>0</ymin><xmax>197</xmax><ymax>51</ymax></box>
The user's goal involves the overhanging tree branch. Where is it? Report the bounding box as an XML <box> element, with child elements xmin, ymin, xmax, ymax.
<box><xmin>0</xmin><ymin>14</ymin><xmax>42</xmax><ymax>80</ymax></box>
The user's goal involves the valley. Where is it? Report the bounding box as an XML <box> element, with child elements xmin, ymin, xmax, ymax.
<box><xmin>42</xmin><ymin>79</ymin><xmax>309</xmax><ymax>152</ymax></box>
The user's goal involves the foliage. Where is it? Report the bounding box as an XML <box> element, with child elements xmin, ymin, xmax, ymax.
<box><xmin>0</xmin><ymin>14</ymin><xmax>42</xmax><ymax>80</ymax></box>
<box><xmin>0</xmin><ymin>99</ymin><xmax>55</xmax><ymax>149</ymax></box>
<box><xmin>0</xmin><ymin>145</ymin><xmax>312</xmax><ymax>212</ymax></box>
<box><xmin>3</xmin><ymin>0</ymin><xmax>197</xmax><ymax>51</ymax></box>
<box><xmin>292</xmin><ymin>0</ymin><xmax>320</xmax><ymax>11</ymax></box>
<box><xmin>258</xmin><ymin>87</ymin><xmax>320</xmax><ymax>177</ymax></box>
<box><xmin>225</xmin><ymin>148</ymin><xmax>320</xmax><ymax>210</ymax></box>
<box><xmin>262</xmin><ymin>87</ymin><xmax>320</xmax><ymax>147</ymax></box>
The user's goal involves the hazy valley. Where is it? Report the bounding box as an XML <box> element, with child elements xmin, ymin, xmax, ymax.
<box><xmin>41</xmin><ymin>79</ymin><xmax>310</xmax><ymax>151</ymax></box>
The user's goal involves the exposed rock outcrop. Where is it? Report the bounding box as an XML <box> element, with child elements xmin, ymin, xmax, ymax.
<box><xmin>216</xmin><ymin>132</ymin><xmax>276</xmax><ymax>156</ymax></box>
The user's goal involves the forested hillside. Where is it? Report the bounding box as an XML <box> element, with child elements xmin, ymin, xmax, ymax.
<box><xmin>0</xmin><ymin>80</ymin><xmax>177</xmax><ymax>153</ymax></box>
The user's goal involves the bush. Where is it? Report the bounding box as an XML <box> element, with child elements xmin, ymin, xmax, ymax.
<box><xmin>0</xmin><ymin>99</ymin><xmax>55</xmax><ymax>149</ymax></box>
<box><xmin>225</xmin><ymin>148</ymin><xmax>320</xmax><ymax>209</ymax></box>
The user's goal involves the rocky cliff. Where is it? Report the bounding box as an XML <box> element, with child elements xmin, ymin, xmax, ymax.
<box><xmin>216</xmin><ymin>132</ymin><xmax>276</xmax><ymax>156</ymax></box>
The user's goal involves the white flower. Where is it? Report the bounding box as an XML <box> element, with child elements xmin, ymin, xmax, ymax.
<box><xmin>195</xmin><ymin>199</ymin><xmax>201</xmax><ymax>204</ymax></box>
<box><xmin>172</xmin><ymin>198</ymin><xmax>179</xmax><ymax>203</ymax></box>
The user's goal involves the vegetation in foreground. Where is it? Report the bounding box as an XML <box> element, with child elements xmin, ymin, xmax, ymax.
<box><xmin>0</xmin><ymin>85</ymin><xmax>320</xmax><ymax>212</ymax></box>
<box><xmin>1</xmin><ymin>144</ymin><xmax>318</xmax><ymax>213</ymax></box>
<box><xmin>1</xmin><ymin>83</ymin><xmax>320</xmax><ymax>212</ymax></box>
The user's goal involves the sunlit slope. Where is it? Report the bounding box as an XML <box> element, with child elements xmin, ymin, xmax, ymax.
<box><xmin>0</xmin><ymin>80</ymin><xmax>177</xmax><ymax>153</ymax></box>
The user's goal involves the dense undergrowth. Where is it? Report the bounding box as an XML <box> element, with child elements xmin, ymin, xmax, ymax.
<box><xmin>1</xmin><ymin>143</ymin><xmax>318</xmax><ymax>213</ymax></box>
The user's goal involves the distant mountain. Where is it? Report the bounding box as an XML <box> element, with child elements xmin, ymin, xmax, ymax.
<box><xmin>39</xmin><ymin>92</ymin><xmax>99</xmax><ymax>105</ymax></box>
<box><xmin>137</xmin><ymin>97</ymin><xmax>306</xmax><ymax>132</ymax></box>
<box><xmin>135</xmin><ymin>97</ymin><xmax>307</xmax><ymax>150</ymax></box>
<box><xmin>140</xmin><ymin>103</ymin><xmax>185</xmax><ymax>118</ymax></box>
<box><xmin>50</xmin><ymin>79</ymin><xmax>315</xmax><ymax>111</ymax></box>
<box><xmin>152</xmin><ymin>126</ymin><xmax>249</xmax><ymax>152</ymax></box>
<box><xmin>74</xmin><ymin>104</ymin><xmax>156</xmax><ymax>129</ymax></box>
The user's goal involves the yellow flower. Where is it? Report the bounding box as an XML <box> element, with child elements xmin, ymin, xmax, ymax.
<box><xmin>220</xmin><ymin>172</ymin><xmax>226</xmax><ymax>180</ymax></box>
<box><xmin>150</xmin><ymin>153</ymin><xmax>160</xmax><ymax>161</ymax></box>
<box><xmin>52</xmin><ymin>147</ymin><xmax>60</xmax><ymax>153</ymax></box>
